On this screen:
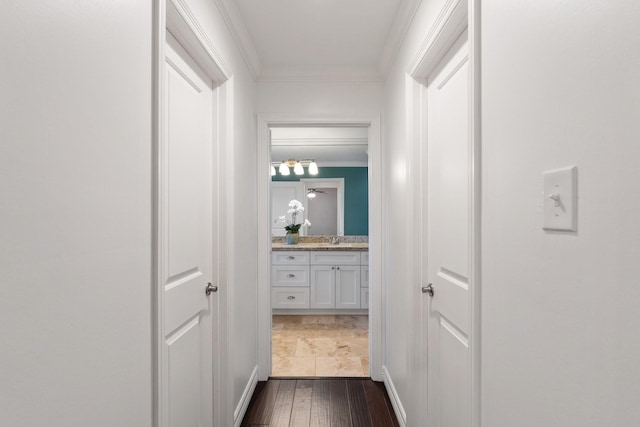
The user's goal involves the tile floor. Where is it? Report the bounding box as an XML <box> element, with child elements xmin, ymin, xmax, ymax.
<box><xmin>271</xmin><ymin>315</ymin><xmax>369</xmax><ymax>377</ymax></box>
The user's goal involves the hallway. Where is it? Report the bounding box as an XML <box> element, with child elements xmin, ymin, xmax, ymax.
<box><xmin>3</xmin><ymin>2</ymin><xmax>639</xmax><ymax>427</ymax></box>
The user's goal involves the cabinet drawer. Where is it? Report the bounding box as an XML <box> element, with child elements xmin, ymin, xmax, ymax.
<box><xmin>271</xmin><ymin>251</ymin><xmax>310</xmax><ymax>265</ymax></box>
<box><xmin>360</xmin><ymin>266</ymin><xmax>369</xmax><ymax>288</ymax></box>
<box><xmin>271</xmin><ymin>266</ymin><xmax>310</xmax><ymax>287</ymax></box>
<box><xmin>310</xmin><ymin>251</ymin><xmax>361</xmax><ymax>266</ymax></box>
<box><xmin>360</xmin><ymin>288</ymin><xmax>369</xmax><ymax>309</ymax></box>
<box><xmin>361</xmin><ymin>252</ymin><xmax>369</xmax><ymax>265</ymax></box>
<box><xmin>271</xmin><ymin>287</ymin><xmax>310</xmax><ymax>309</ymax></box>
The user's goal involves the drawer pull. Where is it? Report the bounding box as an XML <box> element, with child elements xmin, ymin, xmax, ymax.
<box><xmin>287</xmin><ymin>296</ymin><xmax>296</xmax><ymax>300</ymax></box>
<box><xmin>287</xmin><ymin>274</ymin><xmax>296</xmax><ymax>278</ymax></box>
<box><xmin>287</xmin><ymin>256</ymin><xmax>295</xmax><ymax>260</ymax></box>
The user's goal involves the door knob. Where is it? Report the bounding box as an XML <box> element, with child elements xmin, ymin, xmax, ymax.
<box><xmin>205</xmin><ymin>282</ymin><xmax>218</xmax><ymax>296</ymax></box>
<box><xmin>422</xmin><ymin>284</ymin><xmax>434</xmax><ymax>297</ymax></box>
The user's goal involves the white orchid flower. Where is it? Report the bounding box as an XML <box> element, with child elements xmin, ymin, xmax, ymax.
<box><xmin>303</xmin><ymin>219</ymin><xmax>311</xmax><ymax>227</ymax></box>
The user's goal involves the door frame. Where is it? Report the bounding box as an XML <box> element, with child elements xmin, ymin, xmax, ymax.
<box><xmin>256</xmin><ymin>114</ymin><xmax>384</xmax><ymax>381</ymax></box>
<box><xmin>407</xmin><ymin>0</ymin><xmax>481</xmax><ymax>425</ymax></box>
<box><xmin>153</xmin><ymin>0</ymin><xmax>232</xmax><ymax>426</ymax></box>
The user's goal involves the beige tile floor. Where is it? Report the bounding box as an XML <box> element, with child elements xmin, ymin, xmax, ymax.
<box><xmin>272</xmin><ymin>315</ymin><xmax>369</xmax><ymax>377</ymax></box>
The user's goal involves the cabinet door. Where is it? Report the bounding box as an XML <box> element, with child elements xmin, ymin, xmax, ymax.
<box><xmin>335</xmin><ymin>265</ymin><xmax>361</xmax><ymax>309</ymax></box>
<box><xmin>310</xmin><ymin>265</ymin><xmax>335</xmax><ymax>309</ymax></box>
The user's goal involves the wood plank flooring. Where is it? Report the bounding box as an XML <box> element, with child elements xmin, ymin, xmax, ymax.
<box><xmin>241</xmin><ymin>378</ymin><xmax>400</xmax><ymax>427</ymax></box>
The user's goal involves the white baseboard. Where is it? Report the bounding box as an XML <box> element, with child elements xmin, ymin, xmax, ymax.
<box><xmin>382</xmin><ymin>365</ymin><xmax>407</xmax><ymax>427</ymax></box>
<box><xmin>234</xmin><ymin>365</ymin><xmax>259</xmax><ymax>427</ymax></box>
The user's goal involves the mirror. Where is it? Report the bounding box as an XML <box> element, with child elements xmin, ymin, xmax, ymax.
<box><xmin>270</xmin><ymin>126</ymin><xmax>369</xmax><ymax>236</ymax></box>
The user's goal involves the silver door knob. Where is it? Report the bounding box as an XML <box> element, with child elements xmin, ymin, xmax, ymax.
<box><xmin>422</xmin><ymin>284</ymin><xmax>434</xmax><ymax>297</ymax></box>
<box><xmin>205</xmin><ymin>282</ymin><xmax>218</xmax><ymax>296</ymax></box>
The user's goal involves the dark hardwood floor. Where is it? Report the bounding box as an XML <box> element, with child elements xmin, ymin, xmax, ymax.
<box><xmin>241</xmin><ymin>378</ymin><xmax>400</xmax><ymax>427</ymax></box>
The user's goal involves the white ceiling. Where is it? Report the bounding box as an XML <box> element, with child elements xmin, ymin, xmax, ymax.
<box><xmin>233</xmin><ymin>0</ymin><xmax>411</xmax><ymax>79</ymax></box>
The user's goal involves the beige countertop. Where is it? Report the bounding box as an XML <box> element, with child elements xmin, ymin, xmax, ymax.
<box><xmin>272</xmin><ymin>242</ymin><xmax>368</xmax><ymax>252</ymax></box>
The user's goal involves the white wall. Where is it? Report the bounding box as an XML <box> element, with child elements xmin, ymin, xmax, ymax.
<box><xmin>481</xmin><ymin>1</ymin><xmax>640</xmax><ymax>426</ymax></box>
<box><xmin>256</xmin><ymin>80</ymin><xmax>383</xmax><ymax>116</ymax></box>
<box><xmin>184</xmin><ymin>1</ymin><xmax>259</xmax><ymax>424</ymax></box>
<box><xmin>0</xmin><ymin>2</ymin><xmax>153</xmax><ymax>426</ymax></box>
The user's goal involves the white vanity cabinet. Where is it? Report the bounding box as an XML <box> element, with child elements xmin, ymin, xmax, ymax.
<box><xmin>271</xmin><ymin>249</ymin><xmax>368</xmax><ymax>311</ymax></box>
<box><xmin>310</xmin><ymin>251</ymin><xmax>361</xmax><ymax>309</ymax></box>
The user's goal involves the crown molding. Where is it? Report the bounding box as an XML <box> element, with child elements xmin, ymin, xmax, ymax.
<box><xmin>257</xmin><ymin>64</ymin><xmax>384</xmax><ymax>83</ymax></box>
<box><xmin>212</xmin><ymin>0</ymin><xmax>262</xmax><ymax>79</ymax></box>
<box><xmin>377</xmin><ymin>0</ymin><xmax>423</xmax><ymax>78</ymax></box>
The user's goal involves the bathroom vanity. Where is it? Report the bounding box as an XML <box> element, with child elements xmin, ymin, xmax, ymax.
<box><xmin>271</xmin><ymin>242</ymin><xmax>369</xmax><ymax>313</ymax></box>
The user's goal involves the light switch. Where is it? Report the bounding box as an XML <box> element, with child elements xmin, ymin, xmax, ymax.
<box><xmin>543</xmin><ymin>166</ymin><xmax>577</xmax><ymax>231</ymax></box>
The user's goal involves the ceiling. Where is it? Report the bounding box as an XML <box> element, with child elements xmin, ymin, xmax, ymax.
<box><xmin>232</xmin><ymin>0</ymin><xmax>412</xmax><ymax>79</ymax></box>
<box><xmin>271</xmin><ymin>127</ymin><xmax>368</xmax><ymax>167</ymax></box>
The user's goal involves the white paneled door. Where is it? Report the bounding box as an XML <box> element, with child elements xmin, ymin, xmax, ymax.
<box><xmin>161</xmin><ymin>31</ymin><xmax>214</xmax><ymax>427</ymax></box>
<box><xmin>426</xmin><ymin>30</ymin><xmax>471</xmax><ymax>427</ymax></box>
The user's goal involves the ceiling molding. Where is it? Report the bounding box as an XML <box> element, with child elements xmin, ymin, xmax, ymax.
<box><xmin>257</xmin><ymin>64</ymin><xmax>384</xmax><ymax>83</ymax></box>
<box><xmin>212</xmin><ymin>0</ymin><xmax>262</xmax><ymax>79</ymax></box>
<box><xmin>377</xmin><ymin>0</ymin><xmax>423</xmax><ymax>78</ymax></box>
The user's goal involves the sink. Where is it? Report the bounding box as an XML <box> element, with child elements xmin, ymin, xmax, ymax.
<box><xmin>316</xmin><ymin>243</ymin><xmax>353</xmax><ymax>247</ymax></box>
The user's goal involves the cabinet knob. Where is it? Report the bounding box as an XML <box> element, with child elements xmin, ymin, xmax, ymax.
<box><xmin>287</xmin><ymin>296</ymin><xmax>295</xmax><ymax>300</ymax></box>
<box><xmin>336</xmin><ymin>267</ymin><xmax>340</xmax><ymax>270</ymax></box>
<box><xmin>287</xmin><ymin>256</ymin><xmax>295</xmax><ymax>260</ymax></box>
<box><xmin>331</xmin><ymin>266</ymin><xmax>335</xmax><ymax>270</ymax></box>
<box><xmin>287</xmin><ymin>274</ymin><xmax>296</xmax><ymax>278</ymax></box>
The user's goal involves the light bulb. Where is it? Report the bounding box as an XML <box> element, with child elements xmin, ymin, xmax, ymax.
<box><xmin>308</xmin><ymin>161</ymin><xmax>319</xmax><ymax>175</ymax></box>
<box><xmin>294</xmin><ymin>161</ymin><xmax>304</xmax><ymax>175</ymax></box>
<box><xmin>307</xmin><ymin>191</ymin><xmax>316</xmax><ymax>199</ymax></box>
<box><xmin>270</xmin><ymin>164</ymin><xmax>276</xmax><ymax>176</ymax></box>
<box><xmin>279</xmin><ymin>161</ymin><xmax>290</xmax><ymax>176</ymax></box>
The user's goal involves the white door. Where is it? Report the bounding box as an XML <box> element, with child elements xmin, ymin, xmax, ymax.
<box><xmin>161</xmin><ymin>30</ymin><xmax>214</xmax><ymax>427</ymax></box>
<box><xmin>426</xmin><ymin>30</ymin><xmax>471</xmax><ymax>427</ymax></box>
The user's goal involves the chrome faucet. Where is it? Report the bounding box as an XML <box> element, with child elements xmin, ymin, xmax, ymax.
<box><xmin>328</xmin><ymin>236</ymin><xmax>340</xmax><ymax>245</ymax></box>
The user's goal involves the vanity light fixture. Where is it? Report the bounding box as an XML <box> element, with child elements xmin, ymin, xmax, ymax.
<box><xmin>271</xmin><ymin>159</ymin><xmax>320</xmax><ymax>176</ymax></box>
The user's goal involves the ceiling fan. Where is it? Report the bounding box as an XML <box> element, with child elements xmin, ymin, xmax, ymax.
<box><xmin>306</xmin><ymin>188</ymin><xmax>326</xmax><ymax>199</ymax></box>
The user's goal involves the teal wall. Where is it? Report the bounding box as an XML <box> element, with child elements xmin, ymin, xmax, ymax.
<box><xmin>272</xmin><ymin>167</ymin><xmax>368</xmax><ymax>235</ymax></box>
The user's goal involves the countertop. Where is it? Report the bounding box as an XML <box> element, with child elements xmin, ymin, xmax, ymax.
<box><xmin>272</xmin><ymin>242</ymin><xmax>368</xmax><ymax>252</ymax></box>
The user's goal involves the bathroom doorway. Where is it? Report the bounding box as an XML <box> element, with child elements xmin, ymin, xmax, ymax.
<box><xmin>270</xmin><ymin>126</ymin><xmax>369</xmax><ymax>377</ymax></box>
<box><xmin>257</xmin><ymin>114</ymin><xmax>383</xmax><ymax>381</ymax></box>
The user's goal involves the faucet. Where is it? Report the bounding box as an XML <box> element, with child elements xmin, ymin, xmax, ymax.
<box><xmin>328</xmin><ymin>236</ymin><xmax>340</xmax><ymax>245</ymax></box>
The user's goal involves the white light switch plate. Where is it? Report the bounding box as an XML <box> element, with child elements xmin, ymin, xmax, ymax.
<box><xmin>543</xmin><ymin>166</ymin><xmax>577</xmax><ymax>231</ymax></box>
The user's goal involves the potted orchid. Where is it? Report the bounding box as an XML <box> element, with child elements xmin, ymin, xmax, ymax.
<box><xmin>278</xmin><ymin>199</ymin><xmax>311</xmax><ymax>244</ymax></box>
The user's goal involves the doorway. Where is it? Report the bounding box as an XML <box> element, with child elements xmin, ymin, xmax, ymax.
<box><xmin>256</xmin><ymin>115</ymin><xmax>383</xmax><ymax>382</ymax></box>
<box><xmin>270</xmin><ymin>126</ymin><xmax>369</xmax><ymax>377</ymax></box>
